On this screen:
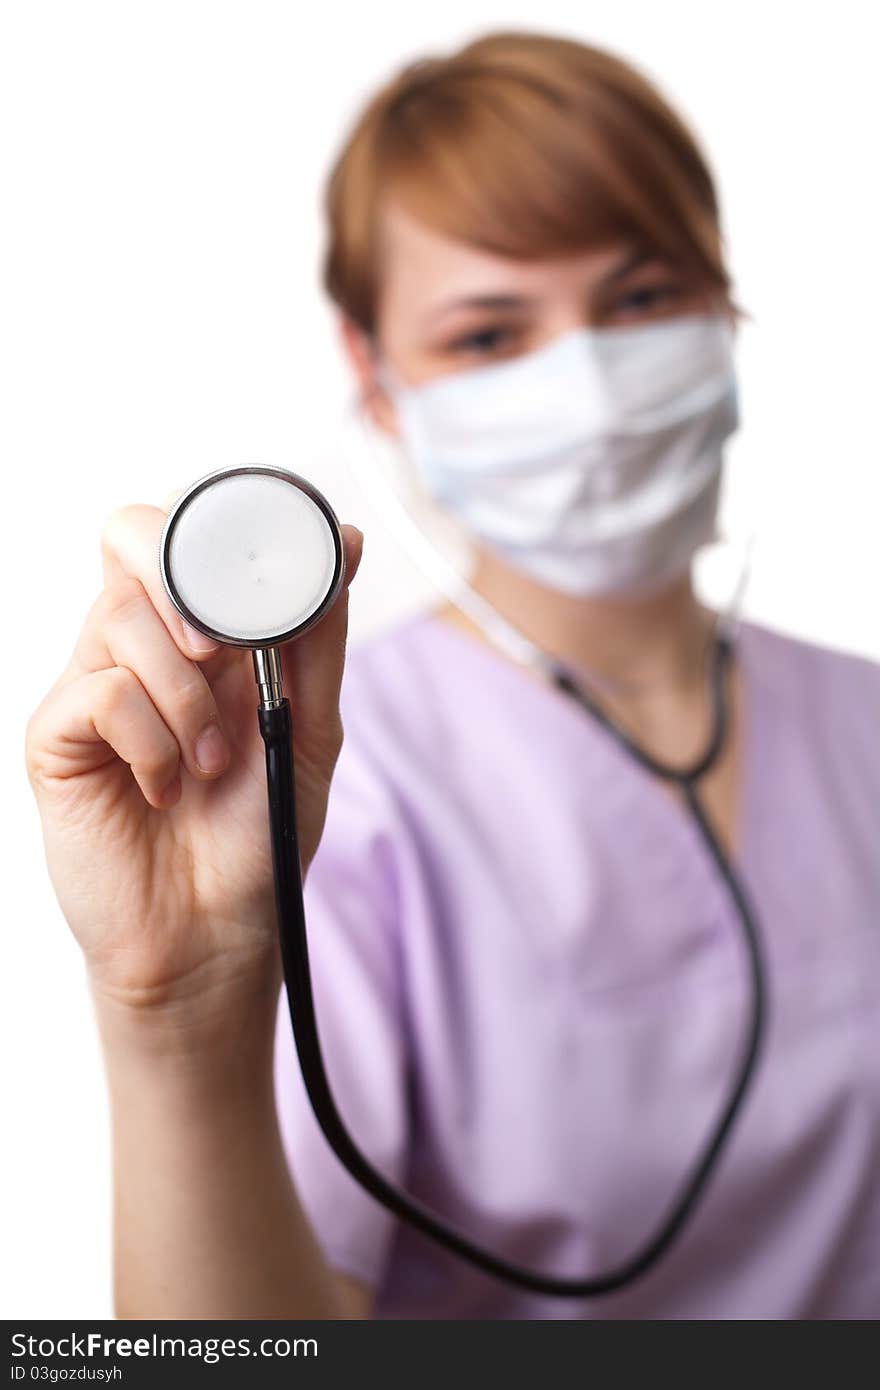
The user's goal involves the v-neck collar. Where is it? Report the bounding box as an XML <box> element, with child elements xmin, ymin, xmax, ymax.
<box><xmin>407</xmin><ymin>605</ymin><xmax>762</xmax><ymax>894</ymax></box>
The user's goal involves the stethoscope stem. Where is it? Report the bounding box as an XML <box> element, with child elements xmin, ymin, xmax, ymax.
<box><xmin>259</xmin><ymin>630</ymin><xmax>768</xmax><ymax>1299</ymax></box>
<box><xmin>253</xmin><ymin>646</ymin><xmax>285</xmax><ymax>711</ymax></box>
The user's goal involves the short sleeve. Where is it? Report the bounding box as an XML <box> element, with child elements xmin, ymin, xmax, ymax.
<box><xmin>272</xmin><ymin>719</ymin><xmax>410</xmax><ymax>1291</ymax></box>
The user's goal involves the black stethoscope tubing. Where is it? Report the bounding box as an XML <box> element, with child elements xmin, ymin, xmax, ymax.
<box><xmin>259</xmin><ymin>626</ymin><xmax>768</xmax><ymax>1298</ymax></box>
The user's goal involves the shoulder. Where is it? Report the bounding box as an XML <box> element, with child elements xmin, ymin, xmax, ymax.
<box><xmin>321</xmin><ymin>607</ymin><xmax>455</xmax><ymax>819</ymax></box>
<box><xmin>337</xmin><ymin>607</ymin><xmax>469</xmax><ymax>765</ymax></box>
<box><xmin>739</xmin><ymin>617</ymin><xmax>880</xmax><ymax>700</ymax></box>
<box><xmin>341</xmin><ymin>608</ymin><xmax>442</xmax><ymax>715</ymax></box>
<box><xmin>738</xmin><ymin>618</ymin><xmax>880</xmax><ymax>757</ymax></box>
<box><xmin>311</xmin><ymin>611</ymin><xmax>459</xmax><ymax>914</ymax></box>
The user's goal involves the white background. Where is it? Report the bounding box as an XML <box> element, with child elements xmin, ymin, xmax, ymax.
<box><xmin>1</xmin><ymin>1</ymin><xmax>877</xmax><ymax>1318</ymax></box>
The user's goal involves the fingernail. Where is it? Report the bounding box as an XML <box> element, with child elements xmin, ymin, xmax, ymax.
<box><xmin>194</xmin><ymin>722</ymin><xmax>229</xmax><ymax>775</ymax></box>
<box><xmin>182</xmin><ymin>619</ymin><xmax>219</xmax><ymax>654</ymax></box>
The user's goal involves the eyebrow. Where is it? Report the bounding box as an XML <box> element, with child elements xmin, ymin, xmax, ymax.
<box><xmin>424</xmin><ymin>248</ymin><xmax>668</xmax><ymax>326</ymax></box>
<box><xmin>602</xmin><ymin>246</ymin><xmax>664</xmax><ymax>283</ymax></box>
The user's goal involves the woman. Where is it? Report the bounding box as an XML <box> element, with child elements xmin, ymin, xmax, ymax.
<box><xmin>25</xmin><ymin>31</ymin><xmax>880</xmax><ymax>1320</ymax></box>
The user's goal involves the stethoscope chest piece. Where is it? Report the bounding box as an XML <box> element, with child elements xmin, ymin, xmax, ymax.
<box><xmin>159</xmin><ymin>465</ymin><xmax>345</xmax><ymax>708</ymax></box>
<box><xmin>159</xmin><ymin>464</ymin><xmax>345</xmax><ymax>650</ymax></box>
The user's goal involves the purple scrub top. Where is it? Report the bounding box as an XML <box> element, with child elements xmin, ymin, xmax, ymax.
<box><xmin>273</xmin><ymin>610</ymin><xmax>880</xmax><ymax>1319</ymax></box>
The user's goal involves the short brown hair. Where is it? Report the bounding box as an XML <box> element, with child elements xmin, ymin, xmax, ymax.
<box><xmin>322</xmin><ymin>30</ymin><xmax>740</xmax><ymax>334</ymax></box>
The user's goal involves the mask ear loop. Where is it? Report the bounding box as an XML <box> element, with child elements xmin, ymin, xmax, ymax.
<box><xmin>340</xmin><ymin>390</ymin><xmax>543</xmax><ymax>673</ymax></box>
<box><xmin>714</xmin><ymin>528</ymin><xmax>755</xmax><ymax>646</ymax></box>
<box><xmin>338</xmin><ymin>387</ymin><xmax>756</xmax><ymax>701</ymax></box>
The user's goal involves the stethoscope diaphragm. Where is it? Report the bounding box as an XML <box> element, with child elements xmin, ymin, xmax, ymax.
<box><xmin>159</xmin><ymin>464</ymin><xmax>345</xmax><ymax>650</ymax></box>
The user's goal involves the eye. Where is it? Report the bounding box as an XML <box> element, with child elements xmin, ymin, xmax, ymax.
<box><xmin>445</xmin><ymin>325</ymin><xmax>519</xmax><ymax>357</ymax></box>
<box><xmin>610</xmin><ymin>282</ymin><xmax>683</xmax><ymax>319</ymax></box>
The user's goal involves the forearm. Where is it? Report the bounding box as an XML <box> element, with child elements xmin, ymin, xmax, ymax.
<box><xmin>94</xmin><ymin>970</ymin><xmax>348</xmax><ymax>1321</ymax></box>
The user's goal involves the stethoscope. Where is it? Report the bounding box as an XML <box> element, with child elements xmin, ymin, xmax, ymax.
<box><xmin>159</xmin><ymin>461</ymin><xmax>768</xmax><ymax>1300</ymax></box>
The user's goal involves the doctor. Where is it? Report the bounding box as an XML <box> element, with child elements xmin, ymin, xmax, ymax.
<box><xmin>25</xmin><ymin>31</ymin><xmax>880</xmax><ymax>1319</ymax></box>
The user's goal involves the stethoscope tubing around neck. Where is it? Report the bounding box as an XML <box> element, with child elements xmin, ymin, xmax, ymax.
<box><xmin>259</xmin><ymin>623</ymin><xmax>769</xmax><ymax>1299</ymax></box>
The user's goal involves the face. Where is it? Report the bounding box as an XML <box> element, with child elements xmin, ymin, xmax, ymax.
<box><xmin>341</xmin><ymin>199</ymin><xmax>734</xmax><ymax>435</ymax></box>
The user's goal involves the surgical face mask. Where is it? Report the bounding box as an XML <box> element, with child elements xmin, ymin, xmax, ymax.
<box><xmin>378</xmin><ymin>311</ymin><xmax>740</xmax><ymax>597</ymax></box>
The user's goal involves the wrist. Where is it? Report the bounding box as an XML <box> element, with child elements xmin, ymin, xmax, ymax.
<box><xmin>89</xmin><ymin>946</ymin><xmax>282</xmax><ymax>1080</ymax></box>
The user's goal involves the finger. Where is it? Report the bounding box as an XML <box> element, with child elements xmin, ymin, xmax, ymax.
<box><xmin>280</xmin><ymin>524</ymin><xmax>363</xmax><ymax>737</ymax></box>
<box><xmin>159</xmin><ymin>483</ymin><xmax>188</xmax><ymax>513</ymax></box>
<box><xmin>101</xmin><ymin>503</ymin><xmax>221</xmax><ymax>659</ymax></box>
<box><xmin>65</xmin><ymin>576</ymin><xmax>231</xmax><ymax>780</ymax></box>
<box><xmin>26</xmin><ymin>665</ymin><xmax>183</xmax><ymax>811</ymax></box>
<box><xmin>341</xmin><ymin>523</ymin><xmax>365</xmax><ymax>590</ymax></box>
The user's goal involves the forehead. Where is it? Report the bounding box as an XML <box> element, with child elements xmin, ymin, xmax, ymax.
<box><xmin>374</xmin><ymin>200</ymin><xmax>639</xmax><ymax>319</ymax></box>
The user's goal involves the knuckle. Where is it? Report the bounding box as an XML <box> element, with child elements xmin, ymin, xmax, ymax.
<box><xmin>167</xmin><ymin>671</ymin><xmax>213</xmax><ymax>726</ymax></box>
<box><xmin>95</xmin><ymin>663</ymin><xmax>140</xmax><ymax>719</ymax></box>
<box><xmin>137</xmin><ymin>746</ymin><xmax>178</xmax><ymax>783</ymax></box>
<box><xmin>104</xmin><ymin>575</ymin><xmax>149</xmax><ymax>623</ymax></box>
<box><xmin>100</xmin><ymin>502</ymin><xmax>157</xmax><ymax>551</ymax></box>
<box><xmin>99</xmin><ymin>505</ymin><xmax>126</xmax><ymax>548</ymax></box>
<box><xmin>23</xmin><ymin>709</ymin><xmax>47</xmax><ymax>783</ymax></box>
<box><xmin>99</xmin><ymin>506</ymin><xmax>134</xmax><ymax>562</ymax></box>
<box><xmin>24</xmin><ymin>689</ymin><xmax>67</xmax><ymax>787</ymax></box>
